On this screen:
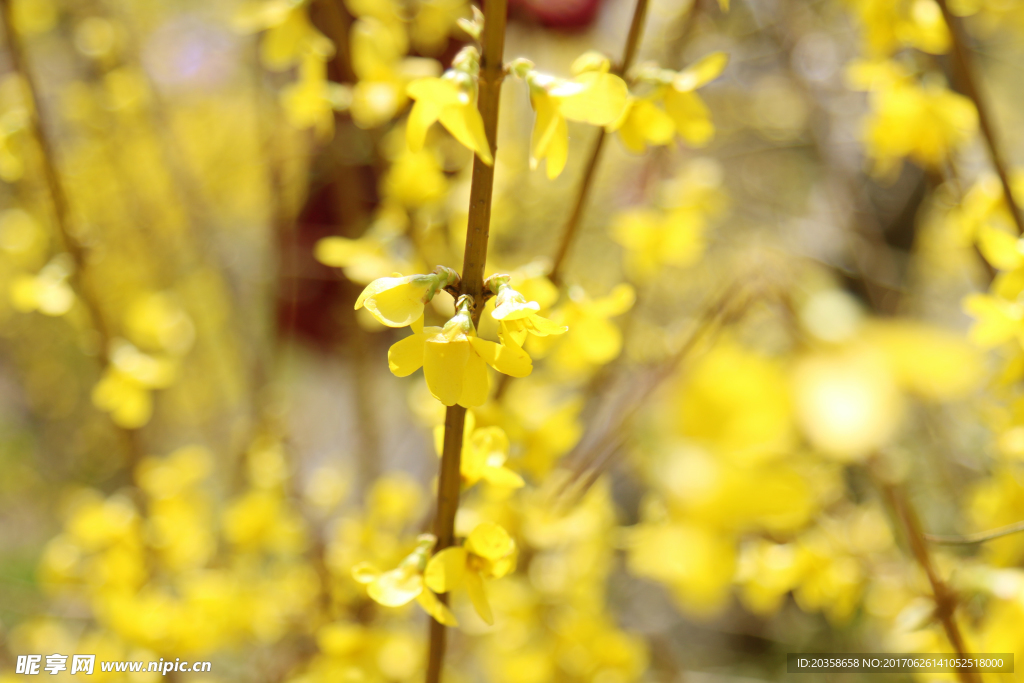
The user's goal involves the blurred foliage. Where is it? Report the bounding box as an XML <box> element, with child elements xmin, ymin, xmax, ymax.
<box><xmin>1</xmin><ymin>0</ymin><xmax>1024</xmax><ymax>682</ymax></box>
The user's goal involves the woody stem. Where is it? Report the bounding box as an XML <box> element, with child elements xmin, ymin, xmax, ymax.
<box><xmin>879</xmin><ymin>483</ymin><xmax>981</xmax><ymax>683</ymax></box>
<box><xmin>547</xmin><ymin>0</ymin><xmax>650</xmax><ymax>285</ymax></box>
<box><xmin>426</xmin><ymin>1</ymin><xmax>507</xmax><ymax>682</ymax></box>
<box><xmin>0</xmin><ymin>0</ymin><xmax>144</xmax><ymax>471</ymax></box>
<box><xmin>935</xmin><ymin>0</ymin><xmax>1024</xmax><ymax>234</ymax></box>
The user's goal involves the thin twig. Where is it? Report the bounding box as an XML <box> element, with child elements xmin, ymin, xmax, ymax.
<box><xmin>547</xmin><ymin>0</ymin><xmax>650</xmax><ymax>285</ymax></box>
<box><xmin>558</xmin><ymin>278</ymin><xmax>752</xmax><ymax>501</ymax></box>
<box><xmin>936</xmin><ymin>0</ymin><xmax>1024</xmax><ymax>234</ymax></box>
<box><xmin>426</xmin><ymin>2</ymin><xmax>507</xmax><ymax>682</ymax></box>
<box><xmin>879</xmin><ymin>482</ymin><xmax>981</xmax><ymax>683</ymax></box>
<box><xmin>926</xmin><ymin>519</ymin><xmax>1024</xmax><ymax>545</ymax></box>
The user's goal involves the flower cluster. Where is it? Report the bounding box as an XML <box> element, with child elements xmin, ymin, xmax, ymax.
<box><xmin>352</xmin><ymin>268</ymin><xmax>565</xmax><ymax>407</ymax></box>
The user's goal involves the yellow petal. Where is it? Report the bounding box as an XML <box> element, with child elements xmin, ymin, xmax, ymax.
<box><xmin>573</xmin><ymin>315</ymin><xmax>623</xmax><ymax>365</ymax></box>
<box><xmin>351</xmin><ymin>561</ymin><xmax>381</xmax><ymax>584</ymax></box>
<box><xmin>977</xmin><ymin>224</ymin><xmax>1024</xmax><ymax>271</ymax></box>
<box><xmin>487</xmin><ymin>545</ymin><xmax>518</xmax><ymax>578</ymax></box>
<box><xmin>674</xmin><ymin>52</ymin><xmax>729</xmax><ymax>92</ymax></box>
<box><xmin>466</xmin><ymin>521</ymin><xmax>514</xmax><ymax>561</ymax></box>
<box><xmin>557</xmin><ymin>72</ymin><xmax>629</xmax><ymax>127</ymax></box>
<box><xmin>464</xmin><ymin>569</ymin><xmax>493</xmax><ymax>625</ymax></box>
<box><xmin>530</xmin><ymin>91</ymin><xmax>560</xmax><ymax>162</ymax></box>
<box><xmin>407</xmin><ymin>77</ymin><xmax>463</xmax><ymax>106</ymax></box>
<box><xmin>615</xmin><ymin>105</ymin><xmax>649</xmax><ymax>154</ymax></box>
<box><xmin>367</xmin><ymin>567</ymin><xmax>423</xmax><ymax>606</ymax></box>
<box><xmin>416</xmin><ymin>591</ymin><xmax>459</xmax><ymax>627</ymax></box>
<box><xmin>664</xmin><ymin>90</ymin><xmax>714</xmax><ymax>146</ymax></box>
<box><xmin>481</xmin><ymin>466</ymin><xmax>525</xmax><ymax>488</ymax></box>
<box><xmin>315</xmin><ymin>236</ymin><xmax>361</xmax><ymax>267</ymax></box>
<box><xmin>469</xmin><ymin>337</ymin><xmax>532</xmax><ymax>378</ymax></box>
<box><xmin>260</xmin><ymin>10</ymin><xmax>306</xmax><ymax>70</ymax></box>
<box><xmin>407</xmin><ymin>99</ymin><xmax>441</xmax><ymax>152</ymax></box>
<box><xmin>424</xmin><ymin>546</ymin><xmax>467</xmax><ymax>593</ymax></box>
<box><xmin>438</xmin><ymin>104</ymin><xmax>494</xmax><ymax>165</ymax></box>
<box><xmin>963</xmin><ymin>294</ymin><xmax>1023</xmax><ymax>347</ymax></box>
<box><xmin>631</xmin><ymin>98</ymin><xmax>676</xmax><ymax>147</ymax></box>
<box><xmin>356</xmin><ymin>275</ymin><xmax>433</xmax><ymax>326</ymax></box>
<box><xmin>388</xmin><ymin>332</ymin><xmax>426</xmax><ymax>377</ymax></box>
<box><xmin>425</xmin><ymin>336</ymin><xmax>471</xmax><ymax>405</ymax></box>
<box><xmin>459</xmin><ymin>349</ymin><xmax>490</xmax><ymax>407</ymax></box>
<box><xmin>500</xmin><ymin>322</ymin><xmax>529</xmax><ymax>348</ymax></box>
<box><xmin>526</xmin><ymin>313</ymin><xmax>568</xmax><ymax>337</ymax></box>
<box><xmin>591</xmin><ymin>283</ymin><xmax>637</xmax><ymax>317</ymax></box>
<box><xmin>545</xmin><ymin>116</ymin><xmax>569</xmax><ymax>179</ymax></box>
<box><xmin>492</xmin><ymin>297</ymin><xmax>540</xmax><ymax>321</ymax></box>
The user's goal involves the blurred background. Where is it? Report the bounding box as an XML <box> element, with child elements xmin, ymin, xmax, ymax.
<box><xmin>1</xmin><ymin>0</ymin><xmax>1024</xmax><ymax>681</ymax></box>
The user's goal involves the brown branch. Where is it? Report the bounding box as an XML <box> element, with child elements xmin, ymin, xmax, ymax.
<box><xmin>0</xmin><ymin>0</ymin><xmax>144</xmax><ymax>470</ymax></box>
<box><xmin>935</xmin><ymin>0</ymin><xmax>1024</xmax><ymax>235</ymax></box>
<box><xmin>926</xmin><ymin>519</ymin><xmax>1024</xmax><ymax>545</ymax></box>
<box><xmin>879</xmin><ymin>482</ymin><xmax>981</xmax><ymax>683</ymax></box>
<box><xmin>426</xmin><ymin>1</ymin><xmax>507</xmax><ymax>682</ymax></box>
<box><xmin>547</xmin><ymin>0</ymin><xmax>650</xmax><ymax>285</ymax></box>
<box><xmin>558</xmin><ymin>278</ymin><xmax>752</xmax><ymax>501</ymax></box>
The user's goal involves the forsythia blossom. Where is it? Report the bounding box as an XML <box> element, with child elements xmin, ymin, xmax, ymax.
<box><xmin>488</xmin><ymin>274</ymin><xmax>568</xmax><ymax>345</ymax></box>
<box><xmin>433</xmin><ymin>411</ymin><xmax>525</xmax><ymax>489</ymax></box>
<box><xmin>406</xmin><ymin>46</ymin><xmax>493</xmax><ymax>164</ymax></box>
<box><xmin>388</xmin><ymin>295</ymin><xmax>532</xmax><ymax>407</ymax></box>
<box><xmin>424</xmin><ymin>521</ymin><xmax>518</xmax><ymax>624</ymax></box>
<box><xmin>354</xmin><ymin>266</ymin><xmax>459</xmax><ymax>328</ymax></box>
<box><xmin>613</xmin><ymin>52</ymin><xmax>729</xmax><ymax>152</ymax></box>
<box><xmin>352</xmin><ymin>534</ymin><xmax>458</xmax><ymax>626</ymax></box>
<box><xmin>510</xmin><ymin>54</ymin><xmax>629</xmax><ymax>178</ymax></box>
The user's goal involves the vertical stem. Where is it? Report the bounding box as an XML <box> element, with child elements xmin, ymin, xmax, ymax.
<box><xmin>935</xmin><ymin>0</ymin><xmax>1024</xmax><ymax>235</ymax></box>
<box><xmin>548</xmin><ymin>0</ymin><xmax>650</xmax><ymax>285</ymax></box>
<box><xmin>426</xmin><ymin>406</ymin><xmax>467</xmax><ymax>683</ymax></box>
<box><xmin>426</xmin><ymin>1</ymin><xmax>507</xmax><ymax>682</ymax></box>
<box><xmin>880</xmin><ymin>483</ymin><xmax>981</xmax><ymax>683</ymax></box>
<box><xmin>460</xmin><ymin>0</ymin><xmax>507</xmax><ymax>310</ymax></box>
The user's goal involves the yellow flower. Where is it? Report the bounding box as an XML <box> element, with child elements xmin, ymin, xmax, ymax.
<box><xmin>488</xmin><ymin>275</ymin><xmax>568</xmax><ymax>346</ymax></box>
<box><xmin>424</xmin><ymin>521</ymin><xmax>518</xmax><ymax>624</ymax></box>
<box><xmin>625</xmin><ymin>519</ymin><xmax>736</xmax><ymax>616</ymax></box>
<box><xmin>433</xmin><ymin>411</ymin><xmax>525</xmax><ymax>489</ymax></box>
<box><xmin>315</xmin><ymin>207</ymin><xmax>424</xmax><ymax>285</ymax></box>
<box><xmin>844</xmin><ymin>0</ymin><xmax>949</xmax><ymax>57</ymax></box>
<box><xmin>614</xmin><ymin>52</ymin><xmax>728</xmax><ymax>151</ymax></box>
<box><xmin>514</xmin><ymin>54</ymin><xmax>629</xmax><ymax>178</ymax></box>
<box><xmin>527</xmin><ymin>81</ymin><xmax>572</xmax><ymax>179</ymax></box>
<box><xmin>406</xmin><ymin>48</ymin><xmax>492</xmax><ymax>164</ymax></box>
<box><xmin>963</xmin><ymin>293</ymin><xmax>1024</xmax><ymax>347</ymax></box>
<box><xmin>610</xmin><ymin>207</ymin><xmax>706</xmax><ymax>281</ymax></box>
<box><xmin>388</xmin><ymin>297</ymin><xmax>533</xmax><ymax>407</ymax></box>
<box><xmin>234</xmin><ymin>0</ymin><xmax>334</xmax><ymax>71</ymax></box>
<box><xmin>612</xmin><ymin>95</ymin><xmax>676</xmax><ymax>153</ymax></box>
<box><xmin>10</xmin><ymin>257</ymin><xmax>75</xmax><ymax>317</ymax></box>
<box><xmin>849</xmin><ymin>61</ymin><xmax>977</xmax><ymax>177</ymax></box>
<box><xmin>348</xmin><ymin>17</ymin><xmax>441</xmax><ymax>129</ymax></box>
<box><xmin>353</xmin><ymin>267</ymin><xmax>458</xmax><ymax>328</ymax></box>
<box><xmin>91</xmin><ymin>342</ymin><xmax>177</xmax><ymax>429</ymax></box>
<box><xmin>558</xmin><ymin>52</ymin><xmax>631</xmax><ymax>126</ymax></box>
<box><xmin>352</xmin><ymin>534</ymin><xmax>458</xmax><ymax>626</ymax></box>
<box><xmin>659</xmin><ymin>54</ymin><xmax>726</xmax><ymax>147</ymax></box>
<box><xmin>544</xmin><ymin>284</ymin><xmax>636</xmax><ymax>370</ymax></box>
<box><xmin>280</xmin><ymin>53</ymin><xmax>352</xmax><ymax>138</ymax></box>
